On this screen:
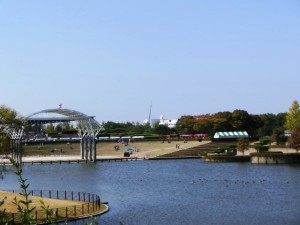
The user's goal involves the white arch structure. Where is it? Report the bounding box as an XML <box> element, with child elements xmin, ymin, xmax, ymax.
<box><xmin>27</xmin><ymin>108</ymin><xmax>103</xmax><ymax>162</ymax></box>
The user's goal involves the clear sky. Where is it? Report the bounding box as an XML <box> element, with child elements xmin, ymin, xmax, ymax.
<box><xmin>0</xmin><ymin>0</ymin><xmax>299</xmax><ymax>123</ymax></box>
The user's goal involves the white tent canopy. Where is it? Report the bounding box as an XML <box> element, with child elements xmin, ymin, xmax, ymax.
<box><xmin>214</xmin><ymin>131</ymin><xmax>249</xmax><ymax>139</ymax></box>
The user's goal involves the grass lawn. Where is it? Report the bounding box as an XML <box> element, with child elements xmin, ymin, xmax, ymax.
<box><xmin>0</xmin><ymin>190</ymin><xmax>107</xmax><ymax>223</ymax></box>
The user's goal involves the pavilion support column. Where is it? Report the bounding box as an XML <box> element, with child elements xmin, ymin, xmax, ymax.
<box><xmin>16</xmin><ymin>139</ymin><xmax>22</xmax><ymax>164</ymax></box>
<box><xmin>93</xmin><ymin>138</ymin><xmax>97</xmax><ymax>162</ymax></box>
<box><xmin>10</xmin><ymin>139</ymin><xmax>14</xmax><ymax>160</ymax></box>
<box><xmin>10</xmin><ymin>139</ymin><xmax>22</xmax><ymax>164</ymax></box>
<box><xmin>9</xmin><ymin>129</ymin><xmax>24</xmax><ymax>164</ymax></box>
<box><xmin>80</xmin><ymin>138</ymin><xmax>85</xmax><ymax>159</ymax></box>
<box><xmin>89</xmin><ymin>137</ymin><xmax>96</xmax><ymax>162</ymax></box>
<box><xmin>89</xmin><ymin>137</ymin><xmax>93</xmax><ymax>161</ymax></box>
<box><xmin>15</xmin><ymin>140</ymin><xmax>19</xmax><ymax>163</ymax></box>
<box><xmin>78</xmin><ymin>128</ymin><xmax>99</xmax><ymax>162</ymax></box>
<box><xmin>85</xmin><ymin>137</ymin><xmax>89</xmax><ymax>162</ymax></box>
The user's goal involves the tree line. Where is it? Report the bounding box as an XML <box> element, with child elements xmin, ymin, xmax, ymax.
<box><xmin>175</xmin><ymin>110</ymin><xmax>286</xmax><ymax>137</ymax></box>
<box><xmin>1</xmin><ymin>100</ymin><xmax>300</xmax><ymax>151</ymax></box>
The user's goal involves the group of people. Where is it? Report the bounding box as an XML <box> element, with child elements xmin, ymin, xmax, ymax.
<box><xmin>132</xmin><ymin>147</ymin><xmax>140</xmax><ymax>152</ymax></box>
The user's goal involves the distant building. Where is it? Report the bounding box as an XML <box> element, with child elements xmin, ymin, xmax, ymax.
<box><xmin>143</xmin><ymin>118</ymin><xmax>160</xmax><ymax>127</ymax></box>
<box><xmin>151</xmin><ymin>119</ymin><xmax>160</xmax><ymax>127</ymax></box>
<box><xmin>159</xmin><ymin>115</ymin><xmax>178</xmax><ymax>128</ymax></box>
<box><xmin>144</xmin><ymin>115</ymin><xmax>178</xmax><ymax>128</ymax></box>
<box><xmin>284</xmin><ymin>130</ymin><xmax>291</xmax><ymax>137</ymax></box>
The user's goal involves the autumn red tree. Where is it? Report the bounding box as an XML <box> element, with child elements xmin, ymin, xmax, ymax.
<box><xmin>288</xmin><ymin>125</ymin><xmax>300</xmax><ymax>153</ymax></box>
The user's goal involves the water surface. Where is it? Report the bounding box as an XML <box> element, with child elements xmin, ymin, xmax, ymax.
<box><xmin>1</xmin><ymin>159</ymin><xmax>300</xmax><ymax>225</ymax></box>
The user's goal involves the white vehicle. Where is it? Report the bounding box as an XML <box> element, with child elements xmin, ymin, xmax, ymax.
<box><xmin>48</xmin><ymin>137</ymin><xmax>58</xmax><ymax>141</ymax></box>
<box><xmin>60</xmin><ymin>137</ymin><xmax>70</xmax><ymax>141</ymax></box>
<box><xmin>71</xmin><ymin>137</ymin><xmax>81</xmax><ymax>141</ymax></box>
<box><xmin>121</xmin><ymin>136</ymin><xmax>131</xmax><ymax>140</ymax></box>
<box><xmin>110</xmin><ymin>136</ymin><xmax>120</xmax><ymax>140</ymax></box>
<box><xmin>98</xmin><ymin>137</ymin><xmax>109</xmax><ymax>140</ymax></box>
<box><xmin>35</xmin><ymin>138</ymin><xmax>46</xmax><ymax>142</ymax></box>
<box><xmin>132</xmin><ymin>136</ymin><xmax>145</xmax><ymax>139</ymax></box>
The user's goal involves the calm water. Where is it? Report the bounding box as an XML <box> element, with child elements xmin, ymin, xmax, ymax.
<box><xmin>1</xmin><ymin>159</ymin><xmax>300</xmax><ymax>225</ymax></box>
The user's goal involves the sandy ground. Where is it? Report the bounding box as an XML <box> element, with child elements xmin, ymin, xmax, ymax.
<box><xmin>0</xmin><ymin>140</ymin><xmax>206</xmax><ymax>163</ymax></box>
<box><xmin>1</xmin><ymin>141</ymin><xmax>298</xmax><ymax>163</ymax></box>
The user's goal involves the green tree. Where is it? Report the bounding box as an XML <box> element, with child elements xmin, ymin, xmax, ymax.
<box><xmin>10</xmin><ymin>158</ymin><xmax>36</xmax><ymax>224</ymax></box>
<box><xmin>231</xmin><ymin>110</ymin><xmax>247</xmax><ymax>129</ymax></box>
<box><xmin>55</xmin><ymin>123</ymin><xmax>63</xmax><ymax>133</ymax></box>
<box><xmin>231</xmin><ymin>109</ymin><xmax>257</xmax><ymax>134</ymax></box>
<box><xmin>271</xmin><ymin>127</ymin><xmax>286</xmax><ymax>145</ymax></box>
<box><xmin>143</xmin><ymin>122</ymin><xmax>153</xmax><ymax>134</ymax></box>
<box><xmin>23</xmin><ymin>121</ymin><xmax>34</xmax><ymax>134</ymax></box>
<box><xmin>285</xmin><ymin>100</ymin><xmax>300</xmax><ymax>130</ymax></box>
<box><xmin>0</xmin><ymin>105</ymin><xmax>18</xmax><ymax>126</ymax></box>
<box><xmin>237</xmin><ymin>138</ymin><xmax>249</xmax><ymax>156</ymax></box>
<box><xmin>0</xmin><ymin>105</ymin><xmax>22</xmax><ymax>155</ymax></box>
<box><xmin>44</xmin><ymin>124</ymin><xmax>55</xmax><ymax>134</ymax></box>
<box><xmin>211</xmin><ymin>111</ymin><xmax>232</xmax><ymax>133</ymax></box>
<box><xmin>193</xmin><ymin>115</ymin><xmax>213</xmax><ymax>135</ymax></box>
<box><xmin>175</xmin><ymin>116</ymin><xmax>197</xmax><ymax>134</ymax></box>
<box><xmin>276</xmin><ymin>113</ymin><xmax>287</xmax><ymax>128</ymax></box>
<box><xmin>250</xmin><ymin>115</ymin><xmax>264</xmax><ymax>137</ymax></box>
<box><xmin>257</xmin><ymin>114</ymin><xmax>278</xmax><ymax>136</ymax></box>
<box><xmin>153</xmin><ymin>124</ymin><xmax>171</xmax><ymax>135</ymax></box>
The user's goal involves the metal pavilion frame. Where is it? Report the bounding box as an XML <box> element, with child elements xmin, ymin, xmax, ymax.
<box><xmin>27</xmin><ymin>108</ymin><xmax>103</xmax><ymax>162</ymax></box>
<box><xmin>0</xmin><ymin>119</ymin><xmax>24</xmax><ymax>164</ymax></box>
<box><xmin>10</xmin><ymin>128</ymin><xmax>24</xmax><ymax>164</ymax></box>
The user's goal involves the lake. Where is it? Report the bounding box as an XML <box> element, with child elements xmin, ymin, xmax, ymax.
<box><xmin>1</xmin><ymin>159</ymin><xmax>300</xmax><ymax>225</ymax></box>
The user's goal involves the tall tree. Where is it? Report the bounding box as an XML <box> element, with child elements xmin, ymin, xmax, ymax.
<box><xmin>231</xmin><ymin>110</ymin><xmax>252</xmax><ymax>131</ymax></box>
<box><xmin>0</xmin><ymin>105</ymin><xmax>20</xmax><ymax>127</ymax></box>
<box><xmin>153</xmin><ymin>124</ymin><xmax>171</xmax><ymax>135</ymax></box>
<box><xmin>257</xmin><ymin>114</ymin><xmax>278</xmax><ymax>136</ymax></box>
<box><xmin>276</xmin><ymin>113</ymin><xmax>287</xmax><ymax>128</ymax></box>
<box><xmin>250</xmin><ymin>115</ymin><xmax>264</xmax><ymax>137</ymax></box>
<box><xmin>271</xmin><ymin>127</ymin><xmax>285</xmax><ymax>145</ymax></box>
<box><xmin>231</xmin><ymin>109</ymin><xmax>262</xmax><ymax>136</ymax></box>
<box><xmin>285</xmin><ymin>100</ymin><xmax>300</xmax><ymax>130</ymax></box>
<box><xmin>193</xmin><ymin>115</ymin><xmax>213</xmax><ymax>135</ymax></box>
<box><xmin>288</xmin><ymin>125</ymin><xmax>300</xmax><ymax>153</ymax></box>
<box><xmin>237</xmin><ymin>138</ymin><xmax>249</xmax><ymax>156</ymax></box>
<box><xmin>45</xmin><ymin>123</ymin><xmax>55</xmax><ymax>134</ymax></box>
<box><xmin>0</xmin><ymin>105</ymin><xmax>21</xmax><ymax>154</ymax></box>
<box><xmin>211</xmin><ymin>111</ymin><xmax>232</xmax><ymax>133</ymax></box>
<box><xmin>176</xmin><ymin>116</ymin><xmax>197</xmax><ymax>134</ymax></box>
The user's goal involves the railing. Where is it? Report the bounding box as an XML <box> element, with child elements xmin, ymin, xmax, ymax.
<box><xmin>3</xmin><ymin>190</ymin><xmax>101</xmax><ymax>224</ymax></box>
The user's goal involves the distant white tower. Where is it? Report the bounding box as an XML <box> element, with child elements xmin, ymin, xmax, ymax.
<box><xmin>148</xmin><ymin>102</ymin><xmax>152</xmax><ymax>125</ymax></box>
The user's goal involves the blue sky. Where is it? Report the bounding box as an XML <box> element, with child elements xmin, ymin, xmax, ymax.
<box><xmin>0</xmin><ymin>0</ymin><xmax>299</xmax><ymax>123</ymax></box>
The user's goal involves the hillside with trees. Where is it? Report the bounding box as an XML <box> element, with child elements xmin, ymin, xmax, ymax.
<box><xmin>176</xmin><ymin>110</ymin><xmax>286</xmax><ymax>138</ymax></box>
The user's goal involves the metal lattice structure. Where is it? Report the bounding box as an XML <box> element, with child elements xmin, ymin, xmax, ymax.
<box><xmin>27</xmin><ymin>108</ymin><xmax>103</xmax><ymax>162</ymax></box>
<box><xmin>0</xmin><ymin>118</ymin><xmax>24</xmax><ymax>164</ymax></box>
<box><xmin>10</xmin><ymin>128</ymin><xmax>24</xmax><ymax>164</ymax></box>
